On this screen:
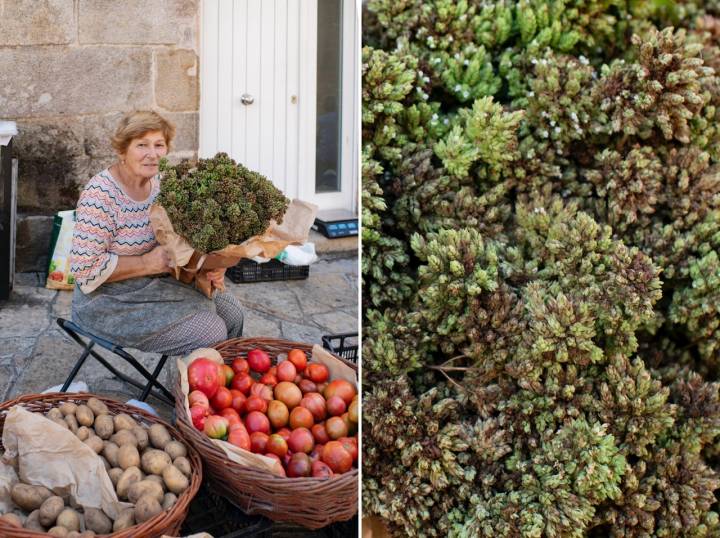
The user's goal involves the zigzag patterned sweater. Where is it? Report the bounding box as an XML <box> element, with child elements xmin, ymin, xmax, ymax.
<box><xmin>70</xmin><ymin>169</ymin><xmax>160</xmax><ymax>293</ymax></box>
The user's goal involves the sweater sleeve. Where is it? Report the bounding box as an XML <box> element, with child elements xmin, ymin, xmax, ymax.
<box><xmin>70</xmin><ymin>181</ymin><xmax>119</xmax><ymax>293</ymax></box>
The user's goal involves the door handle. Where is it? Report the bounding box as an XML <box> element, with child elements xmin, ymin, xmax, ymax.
<box><xmin>241</xmin><ymin>94</ymin><xmax>255</xmax><ymax>105</ymax></box>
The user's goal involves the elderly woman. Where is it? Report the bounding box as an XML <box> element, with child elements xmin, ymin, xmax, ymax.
<box><xmin>69</xmin><ymin>110</ymin><xmax>244</xmax><ymax>355</ymax></box>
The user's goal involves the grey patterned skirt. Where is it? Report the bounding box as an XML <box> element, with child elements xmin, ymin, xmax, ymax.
<box><xmin>71</xmin><ymin>276</ymin><xmax>243</xmax><ymax>356</ymax></box>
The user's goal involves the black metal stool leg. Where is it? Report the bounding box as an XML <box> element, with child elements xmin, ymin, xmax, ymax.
<box><xmin>60</xmin><ymin>341</ymin><xmax>95</xmax><ymax>392</ymax></box>
<box><xmin>56</xmin><ymin>318</ymin><xmax>175</xmax><ymax>404</ymax></box>
<box><xmin>139</xmin><ymin>354</ymin><xmax>169</xmax><ymax>402</ymax></box>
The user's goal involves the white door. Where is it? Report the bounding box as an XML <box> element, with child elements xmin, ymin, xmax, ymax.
<box><xmin>199</xmin><ymin>0</ymin><xmax>358</xmax><ymax>213</ymax></box>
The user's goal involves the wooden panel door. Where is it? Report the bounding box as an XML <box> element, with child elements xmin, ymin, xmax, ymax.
<box><xmin>200</xmin><ymin>0</ymin><xmax>358</xmax><ymax>211</ymax></box>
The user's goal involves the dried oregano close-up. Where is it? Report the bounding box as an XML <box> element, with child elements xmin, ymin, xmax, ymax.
<box><xmin>158</xmin><ymin>153</ymin><xmax>289</xmax><ymax>253</ymax></box>
<box><xmin>362</xmin><ymin>1</ymin><xmax>720</xmax><ymax>536</ymax></box>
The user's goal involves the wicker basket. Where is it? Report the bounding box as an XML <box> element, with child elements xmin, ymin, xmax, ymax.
<box><xmin>0</xmin><ymin>393</ymin><xmax>203</xmax><ymax>538</ymax></box>
<box><xmin>174</xmin><ymin>337</ymin><xmax>358</xmax><ymax>530</ymax></box>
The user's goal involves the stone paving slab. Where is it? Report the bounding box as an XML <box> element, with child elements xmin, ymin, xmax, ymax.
<box><xmin>0</xmin><ymin>256</ymin><xmax>358</xmax><ymax>415</ymax></box>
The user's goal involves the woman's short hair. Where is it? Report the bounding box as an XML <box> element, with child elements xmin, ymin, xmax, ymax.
<box><xmin>111</xmin><ymin>110</ymin><xmax>176</xmax><ymax>154</ymax></box>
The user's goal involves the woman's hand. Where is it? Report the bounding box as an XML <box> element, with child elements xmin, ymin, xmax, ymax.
<box><xmin>142</xmin><ymin>245</ymin><xmax>172</xmax><ymax>275</ymax></box>
<box><xmin>206</xmin><ymin>268</ymin><xmax>226</xmax><ymax>287</ymax></box>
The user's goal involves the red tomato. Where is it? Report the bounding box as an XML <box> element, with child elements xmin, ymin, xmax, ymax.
<box><xmin>204</xmin><ymin>415</ymin><xmax>229</xmax><ymax>439</ymax></box>
<box><xmin>231</xmin><ymin>373</ymin><xmax>254</xmax><ymax>395</ymax></box>
<box><xmin>188</xmin><ymin>358</ymin><xmax>222</xmax><ymax>398</ymax></box>
<box><xmin>221</xmin><ymin>364</ymin><xmax>235</xmax><ymax>386</ymax></box>
<box><xmin>305</xmin><ymin>363</ymin><xmax>329</xmax><ymax>384</ymax></box>
<box><xmin>190</xmin><ymin>405</ymin><xmax>209</xmax><ymax>431</ymax></box>
<box><xmin>276</xmin><ymin>361</ymin><xmax>297</xmax><ymax>383</ymax></box>
<box><xmin>229</xmin><ymin>390</ymin><xmax>247</xmax><ymax>413</ymax></box>
<box><xmin>288</xmin><ymin>349</ymin><xmax>307</xmax><ymax>372</ymax></box>
<box><xmin>247</xmin><ymin>349</ymin><xmax>271</xmax><ymax>373</ymax></box>
<box><xmin>231</xmin><ymin>357</ymin><xmax>250</xmax><ymax>376</ymax></box>
<box><xmin>219</xmin><ymin>407</ymin><xmax>241</xmax><ymax>426</ymax></box>
<box><xmin>210</xmin><ymin>386</ymin><xmax>233</xmax><ymax>411</ymax></box>
<box><xmin>227</xmin><ymin>425</ymin><xmax>251</xmax><ymax>451</ymax></box>
<box><xmin>188</xmin><ymin>390</ymin><xmax>210</xmax><ymax>409</ymax></box>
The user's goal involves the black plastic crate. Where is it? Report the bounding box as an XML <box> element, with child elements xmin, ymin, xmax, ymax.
<box><xmin>227</xmin><ymin>258</ymin><xmax>309</xmax><ymax>284</ymax></box>
<box><xmin>180</xmin><ymin>482</ymin><xmax>273</xmax><ymax>538</ymax></box>
<box><xmin>322</xmin><ymin>332</ymin><xmax>358</xmax><ymax>364</ymax></box>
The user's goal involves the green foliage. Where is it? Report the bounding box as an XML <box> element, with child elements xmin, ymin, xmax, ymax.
<box><xmin>362</xmin><ymin>1</ymin><xmax>720</xmax><ymax>535</ymax></box>
<box><xmin>157</xmin><ymin>153</ymin><xmax>288</xmax><ymax>253</ymax></box>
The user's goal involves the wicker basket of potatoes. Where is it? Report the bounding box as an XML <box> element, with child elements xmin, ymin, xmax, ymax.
<box><xmin>0</xmin><ymin>393</ymin><xmax>202</xmax><ymax>537</ymax></box>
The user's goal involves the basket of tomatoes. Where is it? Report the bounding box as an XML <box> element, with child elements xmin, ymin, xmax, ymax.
<box><xmin>174</xmin><ymin>337</ymin><xmax>358</xmax><ymax>530</ymax></box>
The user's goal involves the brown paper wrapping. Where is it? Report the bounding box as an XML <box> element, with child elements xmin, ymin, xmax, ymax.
<box><xmin>1</xmin><ymin>406</ymin><xmax>132</xmax><ymax>520</ymax></box>
<box><xmin>150</xmin><ymin>199</ymin><xmax>318</xmax><ymax>297</ymax></box>
<box><xmin>363</xmin><ymin>516</ymin><xmax>393</xmax><ymax>538</ymax></box>
<box><xmin>178</xmin><ymin>345</ymin><xmax>358</xmax><ymax>477</ymax></box>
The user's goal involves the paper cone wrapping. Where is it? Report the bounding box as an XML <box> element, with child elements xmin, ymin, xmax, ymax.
<box><xmin>150</xmin><ymin>199</ymin><xmax>318</xmax><ymax>297</ymax></box>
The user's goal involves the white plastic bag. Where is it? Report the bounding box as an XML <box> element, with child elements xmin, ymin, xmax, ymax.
<box><xmin>276</xmin><ymin>243</ymin><xmax>318</xmax><ymax>266</ymax></box>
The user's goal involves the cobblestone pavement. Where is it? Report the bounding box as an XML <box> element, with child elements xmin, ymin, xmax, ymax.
<box><xmin>0</xmin><ymin>255</ymin><xmax>358</xmax><ymax>417</ymax></box>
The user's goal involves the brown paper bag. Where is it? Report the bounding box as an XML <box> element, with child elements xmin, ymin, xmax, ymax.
<box><xmin>1</xmin><ymin>406</ymin><xmax>132</xmax><ymax>519</ymax></box>
<box><xmin>363</xmin><ymin>515</ymin><xmax>393</xmax><ymax>538</ymax></box>
<box><xmin>150</xmin><ymin>199</ymin><xmax>318</xmax><ymax>297</ymax></box>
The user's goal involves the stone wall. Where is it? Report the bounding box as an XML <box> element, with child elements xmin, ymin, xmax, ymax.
<box><xmin>0</xmin><ymin>0</ymin><xmax>200</xmax><ymax>271</ymax></box>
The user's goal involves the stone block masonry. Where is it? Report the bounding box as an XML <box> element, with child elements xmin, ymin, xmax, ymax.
<box><xmin>0</xmin><ymin>0</ymin><xmax>200</xmax><ymax>271</ymax></box>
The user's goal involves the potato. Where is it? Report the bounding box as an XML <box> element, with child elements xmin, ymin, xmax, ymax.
<box><xmin>113</xmin><ymin>413</ymin><xmax>137</xmax><ymax>431</ymax></box>
<box><xmin>59</xmin><ymin>402</ymin><xmax>78</xmax><ymax>416</ymax></box>
<box><xmin>11</xmin><ymin>483</ymin><xmax>53</xmax><ymax>511</ymax></box>
<box><xmin>25</xmin><ymin>509</ymin><xmax>44</xmax><ymax>531</ymax></box>
<box><xmin>148</xmin><ymin>424</ymin><xmax>172</xmax><ymax>449</ymax></box>
<box><xmin>83</xmin><ymin>435</ymin><xmax>104</xmax><ymax>454</ymax></box>
<box><xmin>76</xmin><ymin>426</ymin><xmax>91</xmax><ymax>442</ymax></box>
<box><xmin>132</xmin><ymin>426</ymin><xmax>149</xmax><ymax>450</ymax></box>
<box><xmin>116</xmin><ymin>466</ymin><xmax>143</xmax><ymax>500</ymax></box>
<box><xmin>141</xmin><ymin>449</ymin><xmax>172</xmax><ymax>475</ymax></box>
<box><xmin>145</xmin><ymin>474</ymin><xmax>164</xmax><ymax>488</ymax></box>
<box><xmin>67</xmin><ymin>533</ymin><xmax>81</xmax><ymax>538</ymax></box>
<box><xmin>173</xmin><ymin>456</ymin><xmax>192</xmax><ymax>477</ymax></box>
<box><xmin>134</xmin><ymin>495</ymin><xmax>162</xmax><ymax>523</ymax></box>
<box><xmin>112</xmin><ymin>508</ymin><xmax>135</xmax><ymax>532</ymax></box>
<box><xmin>128</xmin><ymin>480</ymin><xmax>164</xmax><ymax>504</ymax></box>
<box><xmin>75</xmin><ymin>405</ymin><xmax>94</xmax><ymax>427</ymax></box>
<box><xmin>117</xmin><ymin>445</ymin><xmax>141</xmax><ymax>470</ymax></box>
<box><xmin>93</xmin><ymin>415</ymin><xmax>114</xmax><ymax>440</ymax></box>
<box><xmin>107</xmin><ymin>467</ymin><xmax>124</xmax><ymax>487</ymax></box>
<box><xmin>100</xmin><ymin>456</ymin><xmax>111</xmax><ymax>472</ymax></box>
<box><xmin>162</xmin><ymin>464</ymin><xmax>189</xmax><ymax>494</ymax></box>
<box><xmin>78</xmin><ymin>532</ymin><xmax>96</xmax><ymax>538</ymax></box>
<box><xmin>64</xmin><ymin>414</ymin><xmax>79</xmax><ymax>433</ymax></box>
<box><xmin>162</xmin><ymin>492</ymin><xmax>178</xmax><ymax>510</ymax></box>
<box><xmin>83</xmin><ymin>507</ymin><xmax>111</xmax><ymax>535</ymax></box>
<box><xmin>56</xmin><ymin>508</ymin><xmax>80</xmax><ymax>532</ymax></box>
<box><xmin>86</xmin><ymin>398</ymin><xmax>109</xmax><ymax>417</ymax></box>
<box><xmin>47</xmin><ymin>408</ymin><xmax>64</xmax><ymax>421</ymax></box>
<box><xmin>164</xmin><ymin>440</ymin><xmax>187</xmax><ymax>460</ymax></box>
<box><xmin>39</xmin><ymin>495</ymin><xmax>65</xmax><ymax>527</ymax></box>
<box><xmin>48</xmin><ymin>527</ymin><xmax>69</xmax><ymax>537</ymax></box>
<box><xmin>0</xmin><ymin>513</ymin><xmax>22</xmax><ymax>528</ymax></box>
<box><xmin>103</xmin><ymin>442</ymin><xmax>120</xmax><ymax>467</ymax></box>
<box><xmin>51</xmin><ymin>417</ymin><xmax>70</xmax><ymax>430</ymax></box>
<box><xmin>111</xmin><ymin>429</ymin><xmax>138</xmax><ymax>448</ymax></box>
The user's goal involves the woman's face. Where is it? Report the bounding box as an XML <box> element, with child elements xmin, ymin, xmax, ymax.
<box><xmin>121</xmin><ymin>130</ymin><xmax>168</xmax><ymax>179</ymax></box>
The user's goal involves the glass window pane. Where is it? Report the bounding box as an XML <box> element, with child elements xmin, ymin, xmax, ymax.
<box><xmin>316</xmin><ymin>0</ymin><xmax>343</xmax><ymax>193</ymax></box>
